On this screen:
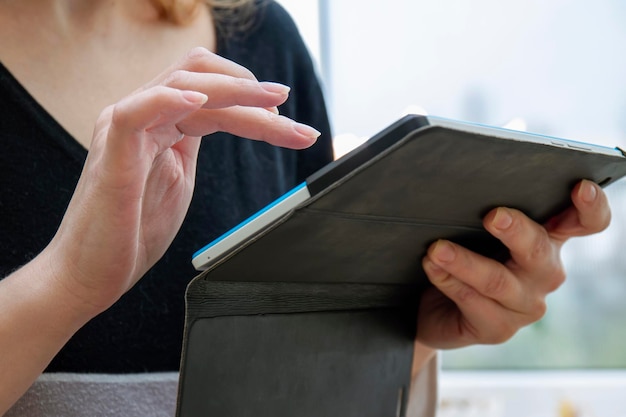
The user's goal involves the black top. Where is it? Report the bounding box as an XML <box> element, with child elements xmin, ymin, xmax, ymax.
<box><xmin>0</xmin><ymin>1</ymin><xmax>333</xmax><ymax>373</ymax></box>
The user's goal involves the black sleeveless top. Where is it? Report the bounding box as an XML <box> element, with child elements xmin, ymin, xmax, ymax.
<box><xmin>0</xmin><ymin>1</ymin><xmax>333</xmax><ymax>372</ymax></box>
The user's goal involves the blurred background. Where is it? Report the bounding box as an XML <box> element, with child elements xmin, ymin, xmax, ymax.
<box><xmin>279</xmin><ymin>1</ymin><xmax>626</xmax><ymax>416</ymax></box>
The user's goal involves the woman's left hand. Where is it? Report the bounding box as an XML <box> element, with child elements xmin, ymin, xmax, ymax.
<box><xmin>417</xmin><ymin>179</ymin><xmax>610</xmax><ymax>349</ymax></box>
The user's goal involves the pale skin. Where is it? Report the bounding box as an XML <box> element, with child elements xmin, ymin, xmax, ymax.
<box><xmin>0</xmin><ymin>0</ymin><xmax>613</xmax><ymax>415</ymax></box>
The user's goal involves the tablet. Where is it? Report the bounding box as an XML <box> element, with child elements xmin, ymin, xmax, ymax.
<box><xmin>191</xmin><ymin>114</ymin><xmax>626</xmax><ymax>272</ymax></box>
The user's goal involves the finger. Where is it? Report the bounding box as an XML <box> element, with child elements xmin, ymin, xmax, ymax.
<box><xmin>546</xmin><ymin>180</ymin><xmax>611</xmax><ymax>241</ymax></box>
<box><xmin>146</xmin><ymin>47</ymin><xmax>258</xmax><ymax>90</ymax></box>
<box><xmin>422</xmin><ymin>258</ymin><xmax>531</xmax><ymax>345</ymax></box>
<box><xmin>176</xmin><ymin>106</ymin><xmax>320</xmax><ymax>149</ymax></box>
<box><xmin>425</xmin><ymin>240</ymin><xmax>530</xmax><ymax>313</ymax></box>
<box><xmin>483</xmin><ymin>207</ymin><xmax>563</xmax><ymax>284</ymax></box>
<box><xmin>101</xmin><ymin>86</ymin><xmax>208</xmax><ymax>172</ymax></box>
<box><xmin>178</xmin><ymin>47</ymin><xmax>258</xmax><ymax>80</ymax></box>
<box><xmin>572</xmin><ymin>180</ymin><xmax>611</xmax><ymax>231</ymax></box>
<box><xmin>416</xmin><ymin>285</ymin><xmax>473</xmax><ymax>349</ymax></box>
<box><xmin>162</xmin><ymin>70</ymin><xmax>291</xmax><ymax>109</ymax></box>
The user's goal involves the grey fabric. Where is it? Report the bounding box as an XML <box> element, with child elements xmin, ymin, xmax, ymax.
<box><xmin>6</xmin><ymin>373</ymin><xmax>179</xmax><ymax>417</ymax></box>
<box><xmin>7</xmin><ymin>363</ymin><xmax>438</xmax><ymax>417</ymax></box>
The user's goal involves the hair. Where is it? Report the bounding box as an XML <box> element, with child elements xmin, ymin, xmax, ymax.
<box><xmin>150</xmin><ymin>0</ymin><xmax>263</xmax><ymax>38</ymax></box>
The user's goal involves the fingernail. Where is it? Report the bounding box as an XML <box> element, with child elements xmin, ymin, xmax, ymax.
<box><xmin>260</xmin><ymin>82</ymin><xmax>291</xmax><ymax>95</ymax></box>
<box><xmin>433</xmin><ymin>240</ymin><xmax>456</xmax><ymax>263</ymax></box>
<box><xmin>492</xmin><ymin>207</ymin><xmax>513</xmax><ymax>231</ymax></box>
<box><xmin>293</xmin><ymin>122</ymin><xmax>321</xmax><ymax>139</ymax></box>
<box><xmin>579</xmin><ymin>180</ymin><xmax>598</xmax><ymax>204</ymax></box>
<box><xmin>423</xmin><ymin>258</ymin><xmax>444</xmax><ymax>274</ymax></box>
<box><xmin>182</xmin><ymin>90</ymin><xmax>208</xmax><ymax>105</ymax></box>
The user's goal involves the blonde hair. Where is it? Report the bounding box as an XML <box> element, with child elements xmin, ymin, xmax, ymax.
<box><xmin>151</xmin><ymin>0</ymin><xmax>261</xmax><ymax>37</ymax></box>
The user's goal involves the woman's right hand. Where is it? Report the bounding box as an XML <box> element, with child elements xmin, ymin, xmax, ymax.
<box><xmin>44</xmin><ymin>46</ymin><xmax>321</xmax><ymax>318</ymax></box>
<box><xmin>0</xmin><ymin>47</ymin><xmax>320</xmax><ymax>414</ymax></box>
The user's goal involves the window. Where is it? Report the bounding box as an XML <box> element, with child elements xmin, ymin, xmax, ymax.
<box><xmin>321</xmin><ymin>0</ymin><xmax>626</xmax><ymax>369</ymax></box>
<box><xmin>281</xmin><ymin>1</ymin><xmax>626</xmax><ymax>414</ymax></box>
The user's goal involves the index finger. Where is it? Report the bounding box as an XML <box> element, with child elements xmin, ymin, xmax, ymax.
<box><xmin>144</xmin><ymin>47</ymin><xmax>258</xmax><ymax>91</ymax></box>
<box><xmin>483</xmin><ymin>207</ymin><xmax>563</xmax><ymax>281</ymax></box>
<box><xmin>545</xmin><ymin>180</ymin><xmax>611</xmax><ymax>242</ymax></box>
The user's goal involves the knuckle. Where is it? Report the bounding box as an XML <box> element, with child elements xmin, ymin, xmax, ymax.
<box><xmin>429</xmin><ymin>271</ymin><xmax>453</xmax><ymax>289</ymax></box>
<box><xmin>109</xmin><ymin>102</ymin><xmax>131</xmax><ymax>131</ymax></box>
<box><xmin>491</xmin><ymin>332</ymin><xmax>514</xmax><ymax>345</ymax></box>
<box><xmin>256</xmin><ymin>112</ymin><xmax>280</xmax><ymax>140</ymax></box>
<box><xmin>526</xmin><ymin>231</ymin><xmax>552</xmax><ymax>263</ymax></box>
<box><xmin>482</xmin><ymin>268</ymin><xmax>510</xmax><ymax>298</ymax></box>
<box><xmin>261</xmin><ymin>108</ymin><xmax>279</xmax><ymax>125</ymax></box>
<box><xmin>163</xmin><ymin>69</ymin><xmax>192</xmax><ymax>87</ymax></box>
<box><xmin>528</xmin><ymin>298</ymin><xmax>547</xmax><ymax>322</ymax></box>
<box><xmin>484</xmin><ymin>321</ymin><xmax>517</xmax><ymax>345</ymax></box>
<box><xmin>429</xmin><ymin>271</ymin><xmax>480</xmax><ymax>305</ymax></box>
<box><xmin>424</xmin><ymin>265</ymin><xmax>449</xmax><ymax>287</ymax></box>
<box><xmin>182</xmin><ymin>47</ymin><xmax>256</xmax><ymax>80</ymax></box>
<box><xmin>211</xmin><ymin>116</ymin><xmax>226</xmax><ymax>134</ymax></box>
<box><xmin>97</xmin><ymin>104</ymin><xmax>115</xmax><ymax>126</ymax></box>
<box><xmin>177</xmin><ymin>47</ymin><xmax>218</xmax><ymax>75</ymax></box>
<box><xmin>545</xmin><ymin>265</ymin><xmax>566</xmax><ymax>293</ymax></box>
<box><xmin>454</xmin><ymin>283</ymin><xmax>480</xmax><ymax>304</ymax></box>
<box><xmin>231</xmin><ymin>75</ymin><xmax>255</xmax><ymax>92</ymax></box>
<box><xmin>186</xmin><ymin>46</ymin><xmax>212</xmax><ymax>61</ymax></box>
<box><xmin>231</xmin><ymin>74</ymin><xmax>249</xmax><ymax>86</ymax></box>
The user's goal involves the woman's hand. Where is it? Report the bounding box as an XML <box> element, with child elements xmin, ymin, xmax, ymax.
<box><xmin>0</xmin><ymin>47</ymin><xmax>320</xmax><ymax>415</ymax></box>
<box><xmin>45</xmin><ymin>47</ymin><xmax>320</xmax><ymax>316</ymax></box>
<box><xmin>417</xmin><ymin>179</ymin><xmax>610</xmax><ymax>349</ymax></box>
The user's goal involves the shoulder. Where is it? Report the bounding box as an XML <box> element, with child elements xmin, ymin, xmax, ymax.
<box><xmin>256</xmin><ymin>1</ymin><xmax>303</xmax><ymax>41</ymax></box>
<box><xmin>218</xmin><ymin>1</ymin><xmax>313</xmax><ymax>76</ymax></box>
<box><xmin>255</xmin><ymin>1</ymin><xmax>315</xmax><ymax>69</ymax></box>
<box><xmin>214</xmin><ymin>1</ymin><xmax>334</xmax><ymax>174</ymax></box>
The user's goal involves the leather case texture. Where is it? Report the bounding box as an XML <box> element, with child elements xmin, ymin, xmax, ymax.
<box><xmin>176</xmin><ymin>125</ymin><xmax>626</xmax><ymax>417</ymax></box>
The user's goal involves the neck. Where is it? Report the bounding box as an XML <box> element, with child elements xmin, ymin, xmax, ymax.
<box><xmin>2</xmin><ymin>0</ymin><xmax>162</xmax><ymax>38</ymax></box>
<box><xmin>0</xmin><ymin>0</ymin><xmax>216</xmax><ymax>148</ymax></box>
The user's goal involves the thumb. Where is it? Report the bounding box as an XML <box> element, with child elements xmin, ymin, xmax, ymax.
<box><xmin>97</xmin><ymin>86</ymin><xmax>208</xmax><ymax>172</ymax></box>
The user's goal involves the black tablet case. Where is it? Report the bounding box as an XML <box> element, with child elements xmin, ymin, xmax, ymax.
<box><xmin>176</xmin><ymin>123</ymin><xmax>626</xmax><ymax>417</ymax></box>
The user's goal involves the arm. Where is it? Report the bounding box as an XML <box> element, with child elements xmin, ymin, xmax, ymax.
<box><xmin>0</xmin><ymin>47</ymin><xmax>320</xmax><ymax>415</ymax></box>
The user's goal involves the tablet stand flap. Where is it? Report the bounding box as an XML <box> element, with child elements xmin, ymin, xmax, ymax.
<box><xmin>177</xmin><ymin>280</ymin><xmax>419</xmax><ymax>417</ymax></box>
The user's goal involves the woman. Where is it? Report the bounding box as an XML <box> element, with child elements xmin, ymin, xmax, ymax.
<box><xmin>0</xmin><ymin>0</ymin><xmax>611</xmax><ymax>416</ymax></box>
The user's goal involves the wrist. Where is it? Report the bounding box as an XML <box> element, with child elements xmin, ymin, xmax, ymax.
<box><xmin>411</xmin><ymin>340</ymin><xmax>437</xmax><ymax>379</ymax></box>
<box><xmin>34</xmin><ymin>244</ymin><xmax>114</xmax><ymax>325</ymax></box>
